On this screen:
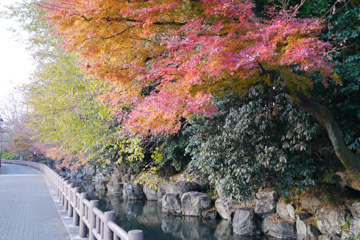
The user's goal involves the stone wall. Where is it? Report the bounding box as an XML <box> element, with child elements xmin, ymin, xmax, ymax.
<box><xmin>65</xmin><ymin>167</ymin><xmax>360</xmax><ymax>240</ymax></box>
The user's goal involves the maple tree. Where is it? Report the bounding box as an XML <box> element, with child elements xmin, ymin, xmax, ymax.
<box><xmin>37</xmin><ymin>0</ymin><xmax>360</xmax><ymax>188</ymax></box>
<box><xmin>38</xmin><ymin>0</ymin><xmax>334</xmax><ymax>132</ymax></box>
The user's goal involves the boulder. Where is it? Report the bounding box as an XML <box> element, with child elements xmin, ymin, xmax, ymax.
<box><xmin>96</xmin><ymin>180</ymin><xmax>109</xmax><ymax>191</ymax></box>
<box><xmin>255</xmin><ymin>191</ymin><xmax>279</xmax><ymax>219</ymax></box>
<box><xmin>215</xmin><ymin>198</ymin><xmax>234</xmax><ymax>220</ymax></box>
<box><xmin>316</xmin><ymin>207</ymin><xmax>349</xmax><ymax>235</ymax></box>
<box><xmin>351</xmin><ymin>218</ymin><xmax>360</xmax><ymax>238</ymax></box>
<box><xmin>143</xmin><ymin>186</ymin><xmax>158</xmax><ymax>201</ymax></box>
<box><xmin>341</xmin><ymin>231</ymin><xmax>354</xmax><ymax>240</ymax></box>
<box><xmin>162</xmin><ymin>194</ymin><xmax>182</xmax><ymax>215</ymax></box>
<box><xmin>106</xmin><ymin>174</ymin><xmax>123</xmax><ymax>194</ymax></box>
<box><xmin>318</xmin><ymin>235</ymin><xmax>340</xmax><ymax>240</ymax></box>
<box><xmin>262</xmin><ymin>216</ymin><xmax>296</xmax><ymax>239</ymax></box>
<box><xmin>277</xmin><ymin>201</ymin><xmax>296</xmax><ymax>222</ymax></box>
<box><xmin>122</xmin><ymin>174</ymin><xmax>131</xmax><ymax>183</ymax></box>
<box><xmin>165</xmin><ymin>181</ymin><xmax>201</xmax><ymax>195</ymax></box>
<box><xmin>122</xmin><ymin>183</ymin><xmax>145</xmax><ymax>200</ymax></box>
<box><xmin>232</xmin><ymin>208</ymin><xmax>258</xmax><ymax>236</ymax></box>
<box><xmin>181</xmin><ymin>191</ymin><xmax>212</xmax><ymax>216</ymax></box>
<box><xmin>296</xmin><ymin>215</ymin><xmax>321</xmax><ymax>240</ymax></box>
<box><xmin>346</xmin><ymin>202</ymin><xmax>360</xmax><ymax>219</ymax></box>
<box><xmin>301</xmin><ymin>195</ymin><xmax>321</xmax><ymax>215</ymax></box>
<box><xmin>157</xmin><ymin>187</ymin><xmax>166</xmax><ymax>201</ymax></box>
<box><xmin>106</xmin><ymin>182</ymin><xmax>123</xmax><ymax>193</ymax></box>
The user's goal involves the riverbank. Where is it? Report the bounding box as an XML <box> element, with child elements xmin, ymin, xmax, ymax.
<box><xmin>58</xmin><ymin>166</ymin><xmax>360</xmax><ymax>240</ymax></box>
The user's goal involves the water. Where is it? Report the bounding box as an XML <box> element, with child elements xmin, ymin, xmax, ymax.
<box><xmin>81</xmin><ymin>183</ymin><xmax>267</xmax><ymax>240</ymax></box>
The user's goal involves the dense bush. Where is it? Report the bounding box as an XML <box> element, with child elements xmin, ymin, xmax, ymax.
<box><xmin>157</xmin><ymin>130</ymin><xmax>191</xmax><ymax>175</ymax></box>
<box><xmin>185</xmin><ymin>89</ymin><xmax>319</xmax><ymax>201</ymax></box>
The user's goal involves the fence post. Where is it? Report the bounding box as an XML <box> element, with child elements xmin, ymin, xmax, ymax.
<box><xmin>72</xmin><ymin>187</ymin><xmax>81</xmax><ymax>226</ymax></box>
<box><xmin>56</xmin><ymin>177</ymin><xmax>60</xmax><ymax>197</ymax></box>
<box><xmin>67</xmin><ymin>183</ymin><xmax>75</xmax><ymax>217</ymax></box>
<box><xmin>63</xmin><ymin>180</ymin><xmax>69</xmax><ymax>210</ymax></box>
<box><xmin>79</xmin><ymin>192</ymin><xmax>88</xmax><ymax>238</ymax></box>
<box><xmin>104</xmin><ymin>211</ymin><xmax>116</xmax><ymax>240</ymax></box>
<box><xmin>128</xmin><ymin>230</ymin><xmax>143</xmax><ymax>240</ymax></box>
<box><xmin>89</xmin><ymin>200</ymin><xmax>99</xmax><ymax>240</ymax></box>
<box><xmin>61</xmin><ymin>178</ymin><xmax>66</xmax><ymax>206</ymax></box>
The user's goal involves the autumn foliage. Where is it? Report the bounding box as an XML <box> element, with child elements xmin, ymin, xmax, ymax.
<box><xmin>39</xmin><ymin>0</ymin><xmax>335</xmax><ymax>135</ymax></box>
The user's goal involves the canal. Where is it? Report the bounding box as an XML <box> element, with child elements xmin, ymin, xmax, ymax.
<box><xmin>81</xmin><ymin>184</ymin><xmax>267</xmax><ymax>240</ymax></box>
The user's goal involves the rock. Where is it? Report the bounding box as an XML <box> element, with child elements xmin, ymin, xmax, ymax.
<box><xmin>165</xmin><ymin>181</ymin><xmax>201</xmax><ymax>195</ymax></box>
<box><xmin>255</xmin><ymin>191</ymin><xmax>279</xmax><ymax>219</ymax></box>
<box><xmin>316</xmin><ymin>207</ymin><xmax>349</xmax><ymax>235</ymax></box>
<box><xmin>181</xmin><ymin>191</ymin><xmax>212</xmax><ymax>216</ymax></box>
<box><xmin>107</xmin><ymin>182</ymin><xmax>123</xmax><ymax>194</ymax></box>
<box><xmin>215</xmin><ymin>198</ymin><xmax>234</xmax><ymax>220</ymax></box>
<box><xmin>96</xmin><ymin>180</ymin><xmax>109</xmax><ymax>190</ymax></box>
<box><xmin>346</xmin><ymin>202</ymin><xmax>360</xmax><ymax>219</ymax></box>
<box><xmin>157</xmin><ymin>187</ymin><xmax>166</xmax><ymax>201</ymax></box>
<box><xmin>106</xmin><ymin>174</ymin><xmax>123</xmax><ymax>194</ymax></box>
<box><xmin>143</xmin><ymin>186</ymin><xmax>158</xmax><ymax>201</ymax></box>
<box><xmin>122</xmin><ymin>174</ymin><xmax>131</xmax><ymax>183</ymax></box>
<box><xmin>202</xmin><ymin>209</ymin><xmax>218</xmax><ymax>219</ymax></box>
<box><xmin>122</xmin><ymin>183</ymin><xmax>145</xmax><ymax>200</ymax></box>
<box><xmin>351</xmin><ymin>218</ymin><xmax>360</xmax><ymax>238</ymax></box>
<box><xmin>277</xmin><ymin>201</ymin><xmax>296</xmax><ymax>222</ymax></box>
<box><xmin>162</xmin><ymin>194</ymin><xmax>182</xmax><ymax>215</ymax></box>
<box><xmin>262</xmin><ymin>215</ymin><xmax>296</xmax><ymax>239</ymax></box>
<box><xmin>296</xmin><ymin>215</ymin><xmax>321</xmax><ymax>240</ymax></box>
<box><xmin>301</xmin><ymin>195</ymin><xmax>321</xmax><ymax>215</ymax></box>
<box><xmin>341</xmin><ymin>231</ymin><xmax>354</xmax><ymax>240</ymax></box>
<box><xmin>93</xmin><ymin>172</ymin><xmax>109</xmax><ymax>191</ymax></box>
<box><xmin>232</xmin><ymin>208</ymin><xmax>258</xmax><ymax>236</ymax></box>
<box><xmin>318</xmin><ymin>234</ymin><xmax>340</xmax><ymax>240</ymax></box>
<box><xmin>215</xmin><ymin>220</ymin><xmax>233</xmax><ymax>240</ymax></box>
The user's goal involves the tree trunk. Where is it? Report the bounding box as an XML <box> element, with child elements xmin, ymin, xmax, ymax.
<box><xmin>290</xmin><ymin>92</ymin><xmax>360</xmax><ymax>190</ymax></box>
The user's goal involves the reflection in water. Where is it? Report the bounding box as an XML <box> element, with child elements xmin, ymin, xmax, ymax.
<box><xmin>81</xmin><ymin>182</ymin><xmax>267</xmax><ymax>240</ymax></box>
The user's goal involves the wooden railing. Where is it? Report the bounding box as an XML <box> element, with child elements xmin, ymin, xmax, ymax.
<box><xmin>3</xmin><ymin>160</ymin><xmax>143</xmax><ymax>240</ymax></box>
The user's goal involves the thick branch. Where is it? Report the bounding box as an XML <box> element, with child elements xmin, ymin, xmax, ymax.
<box><xmin>291</xmin><ymin>91</ymin><xmax>360</xmax><ymax>190</ymax></box>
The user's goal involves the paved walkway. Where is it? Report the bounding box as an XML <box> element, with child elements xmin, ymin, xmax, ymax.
<box><xmin>0</xmin><ymin>164</ymin><xmax>71</xmax><ymax>240</ymax></box>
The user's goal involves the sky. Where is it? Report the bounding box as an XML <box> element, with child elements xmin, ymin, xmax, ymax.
<box><xmin>0</xmin><ymin>0</ymin><xmax>34</xmax><ymax>105</ymax></box>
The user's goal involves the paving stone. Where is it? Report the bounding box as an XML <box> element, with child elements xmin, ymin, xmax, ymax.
<box><xmin>0</xmin><ymin>164</ymin><xmax>71</xmax><ymax>240</ymax></box>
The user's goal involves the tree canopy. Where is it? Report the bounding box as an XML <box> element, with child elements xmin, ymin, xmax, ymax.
<box><xmin>3</xmin><ymin>0</ymin><xmax>360</xmax><ymax>199</ymax></box>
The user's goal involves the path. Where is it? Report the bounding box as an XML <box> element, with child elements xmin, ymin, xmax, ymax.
<box><xmin>0</xmin><ymin>164</ymin><xmax>71</xmax><ymax>240</ymax></box>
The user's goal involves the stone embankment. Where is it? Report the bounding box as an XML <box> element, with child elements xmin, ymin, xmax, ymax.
<box><xmin>60</xmin><ymin>167</ymin><xmax>360</xmax><ymax>240</ymax></box>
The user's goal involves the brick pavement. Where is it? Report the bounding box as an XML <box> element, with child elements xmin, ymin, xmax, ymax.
<box><xmin>0</xmin><ymin>164</ymin><xmax>71</xmax><ymax>240</ymax></box>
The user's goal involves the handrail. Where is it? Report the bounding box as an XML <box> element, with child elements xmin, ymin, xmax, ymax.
<box><xmin>2</xmin><ymin>160</ymin><xmax>143</xmax><ymax>240</ymax></box>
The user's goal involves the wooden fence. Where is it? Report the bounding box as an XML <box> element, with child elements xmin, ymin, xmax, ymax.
<box><xmin>3</xmin><ymin>160</ymin><xmax>143</xmax><ymax>240</ymax></box>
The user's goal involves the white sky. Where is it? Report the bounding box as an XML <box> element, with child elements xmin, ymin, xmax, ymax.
<box><xmin>0</xmin><ymin>0</ymin><xmax>34</xmax><ymax>104</ymax></box>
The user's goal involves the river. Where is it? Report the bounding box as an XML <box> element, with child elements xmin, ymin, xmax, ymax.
<box><xmin>80</xmin><ymin>183</ymin><xmax>269</xmax><ymax>240</ymax></box>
